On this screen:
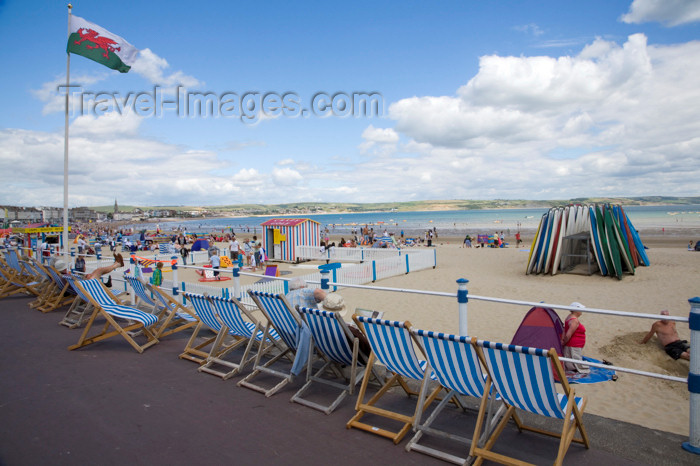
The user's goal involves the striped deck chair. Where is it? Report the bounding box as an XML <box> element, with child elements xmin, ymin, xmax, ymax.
<box><xmin>60</xmin><ymin>275</ymin><xmax>94</xmax><ymax>328</ymax></box>
<box><xmin>238</xmin><ymin>290</ymin><xmax>306</xmax><ymax>397</ymax></box>
<box><xmin>293</xmin><ymin>306</ymin><xmax>374</xmax><ymax>414</ymax></box>
<box><xmin>68</xmin><ymin>278</ymin><xmax>159</xmax><ymax>353</ymax></box>
<box><xmin>23</xmin><ymin>260</ymin><xmax>55</xmax><ymax>309</ymax></box>
<box><xmin>406</xmin><ymin>330</ymin><xmax>506</xmax><ymax>465</ymax></box>
<box><xmin>34</xmin><ymin>264</ymin><xmax>75</xmax><ymax>313</ymax></box>
<box><xmin>179</xmin><ymin>292</ymin><xmax>226</xmax><ymax>364</ymax></box>
<box><xmin>0</xmin><ymin>266</ymin><xmax>44</xmax><ymax>299</ymax></box>
<box><xmin>199</xmin><ymin>295</ymin><xmax>283</xmax><ymax>379</ymax></box>
<box><xmin>124</xmin><ymin>275</ymin><xmax>159</xmax><ymax>311</ymax></box>
<box><xmin>470</xmin><ymin>340</ymin><xmax>590</xmax><ymax>466</ymax></box>
<box><xmin>347</xmin><ymin>317</ymin><xmax>442</xmax><ymax>445</ymax></box>
<box><xmin>142</xmin><ymin>283</ymin><xmax>198</xmax><ymax>339</ymax></box>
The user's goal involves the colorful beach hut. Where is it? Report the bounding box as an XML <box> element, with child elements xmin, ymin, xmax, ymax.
<box><xmin>260</xmin><ymin>218</ymin><xmax>321</xmax><ymax>262</ymax></box>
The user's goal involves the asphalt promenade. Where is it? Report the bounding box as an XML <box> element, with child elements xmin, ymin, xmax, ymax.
<box><xmin>1</xmin><ymin>294</ymin><xmax>697</xmax><ymax>465</ymax></box>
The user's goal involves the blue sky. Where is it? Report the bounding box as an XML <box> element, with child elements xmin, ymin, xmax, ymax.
<box><xmin>1</xmin><ymin>0</ymin><xmax>699</xmax><ymax>207</ymax></box>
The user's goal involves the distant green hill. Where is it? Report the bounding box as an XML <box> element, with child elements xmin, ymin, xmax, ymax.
<box><xmin>90</xmin><ymin>196</ymin><xmax>700</xmax><ymax>214</ymax></box>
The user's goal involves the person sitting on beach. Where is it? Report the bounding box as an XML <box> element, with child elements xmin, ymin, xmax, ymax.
<box><xmin>640</xmin><ymin>310</ymin><xmax>690</xmax><ymax>361</ymax></box>
<box><xmin>286</xmin><ymin>278</ymin><xmax>326</xmax><ymax>310</ymax></box>
<box><xmin>462</xmin><ymin>234</ymin><xmax>471</xmax><ymax>248</ymax></box>
<box><xmin>561</xmin><ymin>302</ymin><xmax>590</xmax><ymax>373</ymax></box>
<box><xmin>320</xmin><ymin>293</ymin><xmax>371</xmax><ymax>363</ymax></box>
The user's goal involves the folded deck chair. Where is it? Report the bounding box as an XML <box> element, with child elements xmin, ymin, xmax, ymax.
<box><xmin>292</xmin><ymin>306</ymin><xmax>372</xmax><ymax>414</ymax></box>
<box><xmin>142</xmin><ymin>283</ymin><xmax>198</xmax><ymax>339</ymax></box>
<box><xmin>406</xmin><ymin>330</ymin><xmax>506</xmax><ymax>465</ymax></box>
<box><xmin>470</xmin><ymin>340</ymin><xmax>590</xmax><ymax>466</ymax></box>
<box><xmin>68</xmin><ymin>278</ymin><xmax>159</xmax><ymax>353</ymax></box>
<box><xmin>347</xmin><ymin>317</ymin><xmax>442</xmax><ymax>444</ymax></box>
<box><xmin>199</xmin><ymin>295</ymin><xmax>283</xmax><ymax>379</ymax></box>
<box><xmin>238</xmin><ymin>290</ymin><xmax>307</xmax><ymax>397</ymax></box>
<box><xmin>179</xmin><ymin>292</ymin><xmax>227</xmax><ymax>364</ymax></box>
<box><xmin>60</xmin><ymin>275</ymin><xmax>94</xmax><ymax>328</ymax></box>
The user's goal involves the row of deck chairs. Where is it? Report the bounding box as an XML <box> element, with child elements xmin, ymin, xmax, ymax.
<box><xmin>0</xmin><ymin>249</ymin><xmax>76</xmax><ymax>313</ymax></box>
<box><xmin>2</xmin><ymin>249</ymin><xmax>589</xmax><ymax>465</ymax></box>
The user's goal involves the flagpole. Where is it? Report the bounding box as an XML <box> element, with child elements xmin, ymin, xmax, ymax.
<box><xmin>62</xmin><ymin>3</ymin><xmax>72</xmax><ymax>257</ymax></box>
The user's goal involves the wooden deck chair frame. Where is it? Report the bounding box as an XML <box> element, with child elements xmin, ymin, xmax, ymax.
<box><xmin>22</xmin><ymin>259</ymin><xmax>54</xmax><ymax>303</ymax></box>
<box><xmin>199</xmin><ymin>295</ymin><xmax>283</xmax><ymax>379</ymax></box>
<box><xmin>347</xmin><ymin>317</ymin><xmax>443</xmax><ymax>445</ymax></box>
<box><xmin>34</xmin><ymin>264</ymin><xmax>75</xmax><ymax>313</ymax></box>
<box><xmin>26</xmin><ymin>260</ymin><xmax>64</xmax><ymax>310</ymax></box>
<box><xmin>292</xmin><ymin>306</ymin><xmax>371</xmax><ymax>414</ymax></box>
<box><xmin>237</xmin><ymin>290</ymin><xmax>306</xmax><ymax>397</ymax></box>
<box><xmin>68</xmin><ymin>278</ymin><xmax>159</xmax><ymax>353</ymax></box>
<box><xmin>142</xmin><ymin>283</ymin><xmax>199</xmax><ymax>339</ymax></box>
<box><xmin>470</xmin><ymin>340</ymin><xmax>590</xmax><ymax>466</ymax></box>
<box><xmin>60</xmin><ymin>274</ymin><xmax>94</xmax><ymax>328</ymax></box>
<box><xmin>406</xmin><ymin>329</ymin><xmax>507</xmax><ymax>465</ymax></box>
<box><xmin>179</xmin><ymin>292</ymin><xmax>226</xmax><ymax>364</ymax></box>
<box><xmin>0</xmin><ymin>266</ymin><xmax>44</xmax><ymax>299</ymax></box>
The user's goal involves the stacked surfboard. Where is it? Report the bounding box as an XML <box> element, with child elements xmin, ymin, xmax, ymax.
<box><xmin>526</xmin><ymin>204</ymin><xmax>649</xmax><ymax>279</ymax></box>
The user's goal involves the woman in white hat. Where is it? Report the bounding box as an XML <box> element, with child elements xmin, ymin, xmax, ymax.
<box><xmin>321</xmin><ymin>293</ymin><xmax>371</xmax><ymax>363</ymax></box>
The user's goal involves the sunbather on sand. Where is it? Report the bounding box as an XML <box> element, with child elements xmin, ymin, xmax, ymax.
<box><xmin>640</xmin><ymin>310</ymin><xmax>690</xmax><ymax>361</ymax></box>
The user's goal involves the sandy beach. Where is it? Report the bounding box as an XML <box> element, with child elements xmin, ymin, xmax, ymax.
<box><xmin>136</xmin><ymin>230</ymin><xmax>698</xmax><ymax>436</ymax></box>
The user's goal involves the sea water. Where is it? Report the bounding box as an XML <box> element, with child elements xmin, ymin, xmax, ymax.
<box><xmin>138</xmin><ymin>204</ymin><xmax>700</xmax><ymax>237</ymax></box>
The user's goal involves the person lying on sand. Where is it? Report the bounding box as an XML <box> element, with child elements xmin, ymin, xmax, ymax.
<box><xmin>639</xmin><ymin>310</ymin><xmax>690</xmax><ymax>361</ymax></box>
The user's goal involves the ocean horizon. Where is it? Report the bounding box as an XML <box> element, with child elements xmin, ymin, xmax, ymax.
<box><xmin>131</xmin><ymin>204</ymin><xmax>700</xmax><ymax>238</ymax></box>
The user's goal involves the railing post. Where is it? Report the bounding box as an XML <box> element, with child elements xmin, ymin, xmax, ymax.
<box><xmin>372</xmin><ymin>260</ymin><xmax>377</xmax><ymax>283</ymax></box>
<box><xmin>233</xmin><ymin>264</ymin><xmax>241</xmax><ymax>300</ymax></box>
<box><xmin>405</xmin><ymin>254</ymin><xmax>410</xmax><ymax>274</ymax></box>
<box><xmin>457</xmin><ymin>278</ymin><xmax>469</xmax><ymax>336</ymax></box>
<box><xmin>172</xmin><ymin>260</ymin><xmax>179</xmax><ymax>298</ymax></box>
<box><xmin>683</xmin><ymin>297</ymin><xmax>700</xmax><ymax>454</ymax></box>
<box><xmin>181</xmin><ymin>282</ymin><xmax>187</xmax><ymax>305</ymax></box>
<box><xmin>320</xmin><ymin>269</ymin><xmax>330</xmax><ymax>291</ymax></box>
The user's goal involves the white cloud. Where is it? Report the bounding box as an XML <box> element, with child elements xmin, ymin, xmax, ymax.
<box><xmin>131</xmin><ymin>48</ymin><xmax>201</xmax><ymax>88</ymax></box>
<box><xmin>383</xmin><ymin>34</ymin><xmax>700</xmax><ymax>199</ymax></box>
<box><xmin>621</xmin><ymin>0</ymin><xmax>700</xmax><ymax>26</ymax></box>
<box><xmin>359</xmin><ymin>125</ymin><xmax>399</xmax><ymax>155</ymax></box>
<box><xmin>31</xmin><ymin>74</ymin><xmax>108</xmax><ymax>115</ymax></box>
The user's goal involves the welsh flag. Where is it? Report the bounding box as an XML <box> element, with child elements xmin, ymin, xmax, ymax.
<box><xmin>66</xmin><ymin>15</ymin><xmax>138</xmax><ymax>73</ymax></box>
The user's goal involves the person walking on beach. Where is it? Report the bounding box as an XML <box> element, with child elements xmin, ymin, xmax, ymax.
<box><xmin>640</xmin><ymin>310</ymin><xmax>690</xmax><ymax>360</ymax></box>
<box><xmin>229</xmin><ymin>236</ymin><xmax>239</xmax><ymax>261</ymax></box>
<box><xmin>180</xmin><ymin>246</ymin><xmax>189</xmax><ymax>265</ymax></box>
<box><xmin>210</xmin><ymin>252</ymin><xmax>221</xmax><ymax>280</ymax></box>
<box><xmin>561</xmin><ymin>302</ymin><xmax>590</xmax><ymax>373</ymax></box>
<box><xmin>515</xmin><ymin>231</ymin><xmax>522</xmax><ymax>247</ymax></box>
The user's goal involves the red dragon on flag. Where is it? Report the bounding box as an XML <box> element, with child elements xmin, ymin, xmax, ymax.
<box><xmin>73</xmin><ymin>28</ymin><xmax>121</xmax><ymax>59</ymax></box>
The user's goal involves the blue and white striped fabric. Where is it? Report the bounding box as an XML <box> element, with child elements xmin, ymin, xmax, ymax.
<box><xmin>475</xmin><ymin>340</ymin><xmax>582</xmax><ymax>420</ymax></box>
<box><xmin>356</xmin><ymin>316</ymin><xmax>431</xmax><ymax>381</ymax></box>
<box><xmin>79</xmin><ymin>278</ymin><xmax>158</xmax><ymax>327</ymax></box>
<box><xmin>183</xmin><ymin>292</ymin><xmax>222</xmax><ymax>331</ymax></box>
<box><xmin>46</xmin><ymin>265</ymin><xmax>68</xmax><ymax>288</ymax></box>
<box><xmin>66</xmin><ymin>275</ymin><xmax>90</xmax><ymax>302</ymax></box>
<box><xmin>249</xmin><ymin>291</ymin><xmax>299</xmax><ymax>350</ymax></box>
<box><xmin>209</xmin><ymin>295</ymin><xmax>279</xmax><ymax>343</ymax></box>
<box><xmin>4</xmin><ymin>249</ymin><xmax>22</xmax><ymax>274</ymax></box>
<box><xmin>298</xmin><ymin>307</ymin><xmax>353</xmax><ymax>366</ymax></box>
<box><xmin>150</xmin><ymin>288</ymin><xmax>196</xmax><ymax>322</ymax></box>
<box><xmin>124</xmin><ymin>275</ymin><xmax>156</xmax><ymax>307</ymax></box>
<box><xmin>414</xmin><ymin>330</ymin><xmax>486</xmax><ymax>399</ymax></box>
<box><xmin>0</xmin><ymin>267</ymin><xmax>40</xmax><ymax>287</ymax></box>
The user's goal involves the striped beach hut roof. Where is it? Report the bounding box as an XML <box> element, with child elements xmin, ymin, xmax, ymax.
<box><xmin>260</xmin><ymin>218</ymin><xmax>320</xmax><ymax>227</ymax></box>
